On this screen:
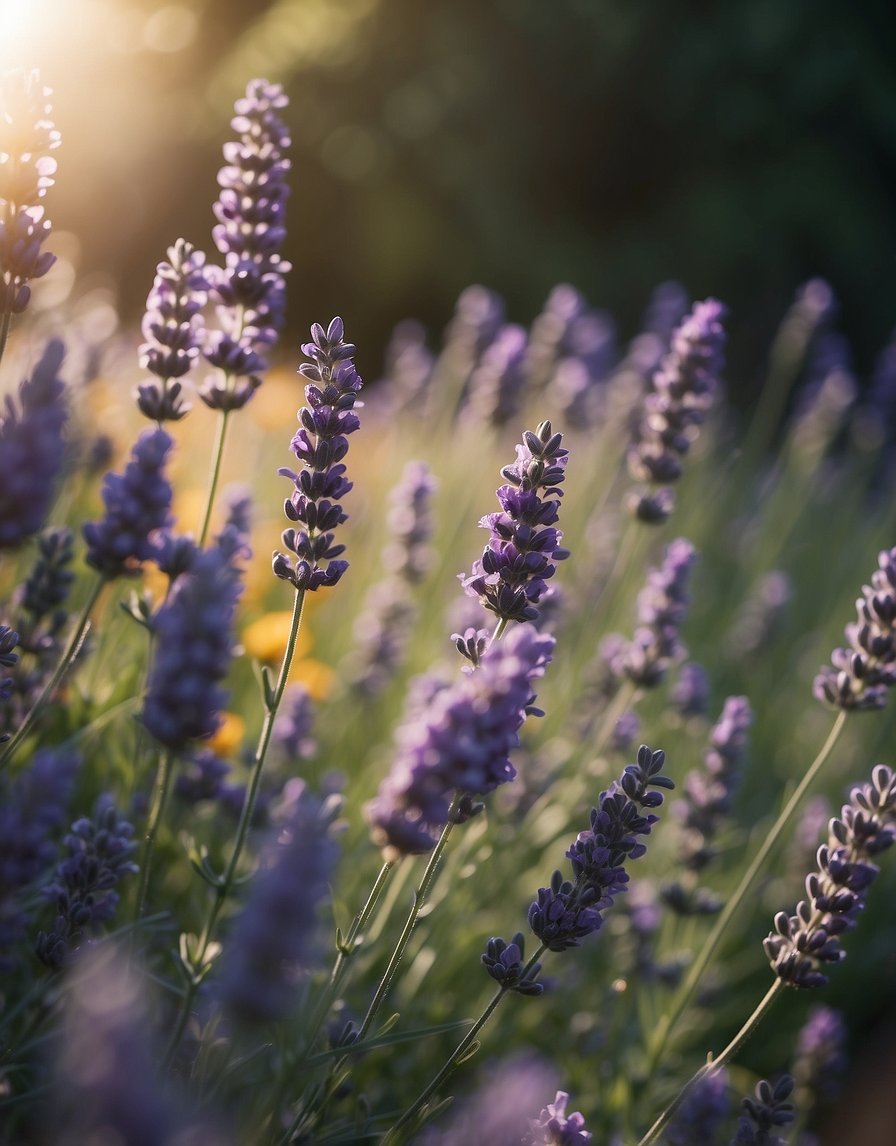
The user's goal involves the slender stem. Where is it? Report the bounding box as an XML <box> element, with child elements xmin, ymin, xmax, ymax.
<box><xmin>0</xmin><ymin>575</ymin><xmax>105</xmax><ymax>769</ymax></box>
<box><xmin>0</xmin><ymin>307</ymin><xmax>12</xmax><ymax>367</ymax></box>
<box><xmin>638</xmin><ymin>979</ymin><xmax>785</xmax><ymax>1146</ymax></box>
<box><xmin>198</xmin><ymin>408</ymin><xmax>231</xmax><ymax>547</ymax></box>
<box><xmin>645</xmin><ymin>710</ymin><xmax>847</xmax><ymax>1076</ymax></box>
<box><xmin>357</xmin><ymin>812</ymin><xmax>458</xmax><ymax>1042</ymax></box>
<box><xmin>164</xmin><ymin>586</ymin><xmax>306</xmax><ymax>1063</ymax></box>
<box><xmin>384</xmin><ymin>944</ymin><xmax>547</xmax><ymax>1144</ymax></box>
<box><xmin>133</xmin><ymin>748</ymin><xmax>176</xmax><ymax>924</ymax></box>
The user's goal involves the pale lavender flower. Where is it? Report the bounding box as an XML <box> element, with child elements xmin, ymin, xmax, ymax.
<box><xmin>664</xmin><ymin>1067</ymin><xmax>730</xmax><ymax>1145</ymax></box>
<box><xmin>219</xmin><ymin>782</ymin><xmax>343</xmax><ymax>1024</ymax></box>
<box><xmin>0</xmin><ymin>339</ymin><xmax>68</xmax><ymax>549</ymax></box>
<box><xmin>526</xmin><ymin>746</ymin><xmax>672</xmax><ymax>952</ymax></box>
<box><xmin>813</xmin><ymin>546</ymin><xmax>896</xmax><ymax>711</ymax></box>
<box><xmin>136</xmin><ymin>239</ymin><xmax>210</xmax><ymax>422</ymax></box>
<box><xmin>36</xmin><ymin>797</ymin><xmax>139</xmax><ymax>968</ymax></box>
<box><xmin>627</xmin><ymin>299</ymin><xmax>727</xmax><ymax>523</ymax></box>
<box><xmin>525</xmin><ymin>284</ymin><xmax>615</xmax><ymax>401</ymax></box>
<box><xmin>730</xmin><ymin>1076</ymin><xmax>795</xmax><ymax>1146</ymax></box>
<box><xmin>379</xmin><ymin>318</ymin><xmax>436</xmax><ymax>409</ymax></box>
<box><xmin>200</xmin><ymin>79</ymin><xmax>291</xmax><ymax>411</ymax></box>
<box><xmin>460</xmin><ymin>420</ymin><xmax>570</xmax><ymax>625</ymax></box>
<box><xmin>525</xmin><ymin>1090</ymin><xmax>592</xmax><ymax>1145</ymax></box>
<box><xmin>273</xmin><ymin>684</ymin><xmax>316</xmax><ymax>761</ymax></box>
<box><xmin>382</xmin><ymin>460</ymin><xmax>437</xmax><ymax>585</ymax></box>
<box><xmin>83</xmin><ymin>428</ymin><xmax>174</xmax><ymax>578</ymax></box>
<box><xmin>462</xmin><ymin>323</ymin><xmax>529</xmax><ymax>428</ymax></box>
<box><xmin>0</xmin><ymin>72</ymin><xmax>60</xmax><ymax>324</ymax></box>
<box><xmin>367</xmin><ymin>625</ymin><xmax>554</xmax><ymax>858</ymax></box>
<box><xmin>605</xmin><ymin>538</ymin><xmax>697</xmax><ymax>687</ymax></box>
<box><xmin>141</xmin><ymin>536</ymin><xmax>245</xmax><ymax>751</ymax></box>
<box><xmin>764</xmin><ymin>764</ymin><xmax>896</xmax><ymax>988</ymax></box>
<box><xmin>671</xmin><ymin>661</ymin><xmax>711</xmax><ymax>718</ymax></box>
<box><xmin>792</xmin><ymin>1004</ymin><xmax>847</xmax><ymax>1114</ymax></box>
<box><xmin>727</xmin><ymin>571</ymin><xmax>792</xmax><ymax>659</ymax></box>
<box><xmin>273</xmin><ymin>317</ymin><xmax>363</xmax><ymax>591</ymax></box>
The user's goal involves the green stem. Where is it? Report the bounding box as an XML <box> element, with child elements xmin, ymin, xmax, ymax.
<box><xmin>133</xmin><ymin>748</ymin><xmax>176</xmax><ymax>924</ymax></box>
<box><xmin>164</xmin><ymin>586</ymin><xmax>306</xmax><ymax>1063</ymax></box>
<box><xmin>0</xmin><ymin>575</ymin><xmax>105</xmax><ymax>769</ymax></box>
<box><xmin>384</xmin><ymin>945</ymin><xmax>547</xmax><ymax>1144</ymax></box>
<box><xmin>198</xmin><ymin>408</ymin><xmax>231</xmax><ymax>547</ymax></box>
<box><xmin>644</xmin><ymin>710</ymin><xmax>847</xmax><ymax>1077</ymax></box>
<box><xmin>0</xmin><ymin>307</ymin><xmax>12</xmax><ymax>367</ymax></box>
<box><xmin>638</xmin><ymin>979</ymin><xmax>784</xmax><ymax>1146</ymax></box>
<box><xmin>357</xmin><ymin>810</ymin><xmax>459</xmax><ymax>1043</ymax></box>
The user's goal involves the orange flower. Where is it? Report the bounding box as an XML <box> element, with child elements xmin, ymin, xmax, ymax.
<box><xmin>243</xmin><ymin>610</ymin><xmax>314</xmax><ymax>663</ymax></box>
<box><xmin>208</xmin><ymin>711</ymin><xmax>245</xmax><ymax>757</ymax></box>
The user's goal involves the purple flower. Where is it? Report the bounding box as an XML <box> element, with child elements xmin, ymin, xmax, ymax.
<box><xmin>0</xmin><ymin>72</ymin><xmax>60</xmax><ymax>322</ymax></box>
<box><xmin>200</xmin><ymin>79</ymin><xmax>291</xmax><ymax>412</ymax></box>
<box><xmin>82</xmin><ymin>428</ymin><xmax>174</xmax><ymax>578</ymax></box>
<box><xmin>481</xmin><ymin>931</ymin><xmax>544</xmax><ymax>996</ymax></box>
<box><xmin>379</xmin><ymin>318</ymin><xmax>436</xmax><ymax>410</ymax></box>
<box><xmin>141</xmin><ymin>537</ymin><xmax>245</xmax><ymax>751</ymax></box>
<box><xmin>462</xmin><ymin>323</ymin><xmax>529</xmax><ymax>428</ymax></box>
<box><xmin>0</xmin><ymin>339</ymin><xmax>68</xmax><ymax>549</ymax></box>
<box><xmin>219</xmin><ymin>782</ymin><xmax>343</xmax><ymax>1024</ymax></box>
<box><xmin>367</xmin><ymin>624</ymin><xmax>555</xmax><ymax>858</ymax></box>
<box><xmin>764</xmin><ymin>764</ymin><xmax>896</xmax><ymax>988</ymax></box>
<box><xmin>136</xmin><ymin>239</ymin><xmax>210</xmax><ymax>422</ymax></box>
<box><xmin>525</xmin><ymin>1090</ymin><xmax>592</xmax><ymax>1145</ymax></box>
<box><xmin>460</xmin><ymin>420</ymin><xmax>570</xmax><ymax>625</ymax></box>
<box><xmin>273</xmin><ymin>317</ymin><xmax>363</xmax><ymax>592</ymax></box>
<box><xmin>528</xmin><ymin>746</ymin><xmax>672</xmax><ymax>951</ymax></box>
<box><xmin>813</xmin><ymin>546</ymin><xmax>896</xmax><ymax>711</ymax></box>
<box><xmin>605</xmin><ymin>538</ymin><xmax>697</xmax><ymax>687</ymax></box>
<box><xmin>627</xmin><ymin>299</ymin><xmax>727</xmax><ymax>523</ymax></box>
<box><xmin>664</xmin><ymin>1068</ymin><xmax>730</xmax><ymax>1145</ymax></box>
<box><xmin>670</xmin><ymin>661</ymin><xmax>711</xmax><ymax>718</ymax></box>
<box><xmin>36</xmin><ymin>797</ymin><xmax>139</xmax><ymax>968</ymax></box>
<box><xmin>383</xmin><ymin>460</ymin><xmax>438</xmax><ymax>585</ymax></box>
<box><xmin>273</xmin><ymin>684</ymin><xmax>316</xmax><ymax>761</ymax></box>
<box><xmin>792</xmin><ymin>1004</ymin><xmax>847</xmax><ymax>1111</ymax></box>
<box><xmin>730</xmin><ymin>1076</ymin><xmax>795</xmax><ymax>1146</ymax></box>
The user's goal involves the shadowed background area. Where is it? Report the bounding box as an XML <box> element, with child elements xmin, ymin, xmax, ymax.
<box><xmin>3</xmin><ymin>0</ymin><xmax>896</xmax><ymax>398</ymax></box>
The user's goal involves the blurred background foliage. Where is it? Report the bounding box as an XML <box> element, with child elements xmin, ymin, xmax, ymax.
<box><xmin>4</xmin><ymin>0</ymin><xmax>896</xmax><ymax>405</ymax></box>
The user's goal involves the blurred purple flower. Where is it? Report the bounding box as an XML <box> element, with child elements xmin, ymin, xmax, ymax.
<box><xmin>525</xmin><ymin>1090</ymin><xmax>592</xmax><ymax>1145</ymax></box>
<box><xmin>730</xmin><ymin>1076</ymin><xmax>795</xmax><ymax>1146</ymax></box>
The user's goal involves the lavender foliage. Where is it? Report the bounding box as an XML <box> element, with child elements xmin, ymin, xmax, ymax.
<box><xmin>0</xmin><ymin>72</ymin><xmax>59</xmax><ymax>321</ymax></box>
<box><xmin>83</xmin><ymin>427</ymin><xmax>174</xmax><ymax>578</ymax></box>
<box><xmin>460</xmin><ymin>420</ymin><xmax>570</xmax><ymax>625</ymax></box>
<box><xmin>273</xmin><ymin>317</ymin><xmax>363</xmax><ymax>592</ymax></box>
<box><xmin>136</xmin><ymin>239</ymin><xmax>209</xmax><ymax>421</ymax></box>
<box><xmin>764</xmin><ymin>764</ymin><xmax>896</xmax><ymax>988</ymax></box>
<box><xmin>367</xmin><ymin>624</ymin><xmax>554</xmax><ymax>857</ymax></box>
<box><xmin>0</xmin><ymin>339</ymin><xmax>68</xmax><ymax>549</ymax></box>
<box><xmin>200</xmin><ymin>79</ymin><xmax>291</xmax><ymax>412</ymax></box>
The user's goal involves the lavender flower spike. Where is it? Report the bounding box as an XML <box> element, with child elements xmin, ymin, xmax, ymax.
<box><xmin>0</xmin><ymin>72</ymin><xmax>60</xmax><ymax>329</ymax></box>
<box><xmin>813</xmin><ymin>545</ymin><xmax>896</xmax><ymax>711</ymax></box>
<box><xmin>628</xmin><ymin>298</ymin><xmax>727</xmax><ymax>523</ymax></box>
<box><xmin>136</xmin><ymin>239</ymin><xmax>210</xmax><ymax>422</ymax></box>
<box><xmin>200</xmin><ymin>79</ymin><xmax>291</xmax><ymax>412</ymax></box>
<box><xmin>83</xmin><ymin>428</ymin><xmax>174</xmax><ymax>578</ymax></box>
<box><xmin>0</xmin><ymin>339</ymin><xmax>67</xmax><ymax>549</ymax></box>
<box><xmin>525</xmin><ymin>1091</ymin><xmax>592</xmax><ymax>1145</ymax></box>
<box><xmin>367</xmin><ymin>624</ymin><xmax>555</xmax><ymax>858</ymax></box>
<box><xmin>730</xmin><ymin>1076</ymin><xmax>795</xmax><ymax>1146</ymax></box>
<box><xmin>526</xmin><ymin>746</ymin><xmax>672</xmax><ymax>952</ymax></box>
<box><xmin>141</xmin><ymin>534</ymin><xmax>245</xmax><ymax>750</ymax></box>
<box><xmin>763</xmin><ymin>764</ymin><xmax>896</xmax><ymax>988</ymax></box>
<box><xmin>273</xmin><ymin>317</ymin><xmax>363</xmax><ymax>592</ymax></box>
<box><xmin>460</xmin><ymin>420</ymin><xmax>570</xmax><ymax>625</ymax></box>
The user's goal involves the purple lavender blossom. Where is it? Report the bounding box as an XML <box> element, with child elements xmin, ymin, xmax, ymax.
<box><xmin>200</xmin><ymin>79</ymin><xmax>291</xmax><ymax>412</ymax></box>
<box><xmin>527</xmin><ymin>746</ymin><xmax>672</xmax><ymax>951</ymax></box>
<box><xmin>1</xmin><ymin>623</ymin><xmax>20</xmax><ymax>741</ymax></box>
<box><xmin>367</xmin><ymin>624</ymin><xmax>555</xmax><ymax>857</ymax></box>
<box><xmin>219</xmin><ymin>782</ymin><xmax>343</xmax><ymax>1024</ymax></box>
<box><xmin>481</xmin><ymin>931</ymin><xmax>544</xmax><ymax>996</ymax></box>
<box><xmin>0</xmin><ymin>747</ymin><xmax>79</xmax><ymax>970</ymax></box>
<box><xmin>813</xmin><ymin>546</ymin><xmax>896</xmax><ymax>711</ymax></box>
<box><xmin>727</xmin><ymin>571</ymin><xmax>792</xmax><ymax>659</ymax></box>
<box><xmin>379</xmin><ymin>318</ymin><xmax>436</xmax><ymax>410</ymax></box>
<box><xmin>764</xmin><ymin>764</ymin><xmax>896</xmax><ymax>988</ymax></box>
<box><xmin>141</xmin><ymin>536</ymin><xmax>245</xmax><ymax>751</ymax></box>
<box><xmin>671</xmin><ymin>661</ymin><xmax>711</xmax><ymax>718</ymax></box>
<box><xmin>605</xmin><ymin>538</ymin><xmax>697</xmax><ymax>687</ymax></box>
<box><xmin>627</xmin><ymin>299</ymin><xmax>727</xmax><ymax>523</ymax></box>
<box><xmin>792</xmin><ymin>1004</ymin><xmax>847</xmax><ymax>1114</ymax></box>
<box><xmin>664</xmin><ymin>1067</ymin><xmax>730</xmax><ymax>1145</ymax></box>
<box><xmin>462</xmin><ymin>323</ymin><xmax>529</xmax><ymax>429</ymax></box>
<box><xmin>460</xmin><ymin>420</ymin><xmax>570</xmax><ymax>625</ymax></box>
<box><xmin>730</xmin><ymin>1076</ymin><xmax>795</xmax><ymax>1146</ymax></box>
<box><xmin>0</xmin><ymin>339</ymin><xmax>68</xmax><ymax>549</ymax></box>
<box><xmin>36</xmin><ymin>797</ymin><xmax>139</xmax><ymax>968</ymax></box>
<box><xmin>15</xmin><ymin>525</ymin><xmax>75</xmax><ymax>630</ymax></box>
<box><xmin>273</xmin><ymin>684</ymin><xmax>316</xmax><ymax>761</ymax></box>
<box><xmin>82</xmin><ymin>427</ymin><xmax>174</xmax><ymax>578</ymax></box>
<box><xmin>524</xmin><ymin>1091</ymin><xmax>592</xmax><ymax>1145</ymax></box>
<box><xmin>382</xmin><ymin>460</ymin><xmax>437</xmax><ymax>585</ymax></box>
<box><xmin>273</xmin><ymin>317</ymin><xmax>363</xmax><ymax>592</ymax></box>
<box><xmin>0</xmin><ymin>72</ymin><xmax>60</xmax><ymax>325</ymax></box>
<box><xmin>136</xmin><ymin>239</ymin><xmax>210</xmax><ymax>422</ymax></box>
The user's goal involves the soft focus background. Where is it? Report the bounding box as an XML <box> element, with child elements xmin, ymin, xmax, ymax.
<box><xmin>3</xmin><ymin>0</ymin><xmax>896</xmax><ymax>404</ymax></box>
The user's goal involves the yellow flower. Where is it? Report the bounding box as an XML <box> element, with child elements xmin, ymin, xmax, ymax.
<box><xmin>289</xmin><ymin>657</ymin><xmax>335</xmax><ymax>700</ymax></box>
<box><xmin>243</xmin><ymin>610</ymin><xmax>314</xmax><ymax>663</ymax></box>
<box><xmin>208</xmin><ymin>711</ymin><xmax>245</xmax><ymax>756</ymax></box>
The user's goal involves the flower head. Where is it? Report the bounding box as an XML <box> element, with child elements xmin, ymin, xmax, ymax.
<box><xmin>273</xmin><ymin>317</ymin><xmax>363</xmax><ymax>592</ymax></box>
<box><xmin>525</xmin><ymin>1090</ymin><xmax>592</xmax><ymax>1146</ymax></box>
